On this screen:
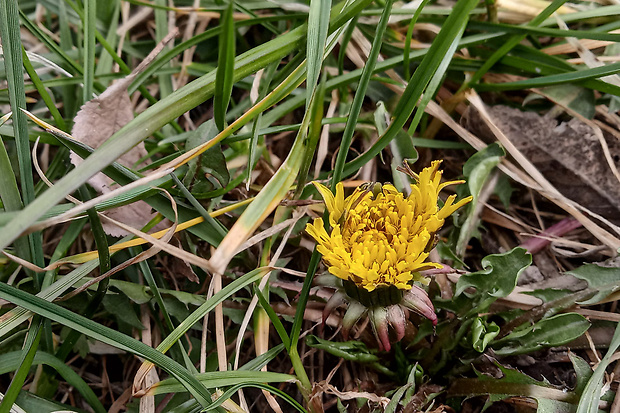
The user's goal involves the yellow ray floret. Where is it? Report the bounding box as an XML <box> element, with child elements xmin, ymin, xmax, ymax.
<box><xmin>306</xmin><ymin>161</ymin><xmax>472</xmax><ymax>292</ymax></box>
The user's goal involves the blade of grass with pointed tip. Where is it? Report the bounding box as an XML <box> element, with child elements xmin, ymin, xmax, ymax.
<box><xmin>21</xmin><ymin>50</ymin><xmax>65</xmax><ymax>129</ymax></box>
<box><xmin>0</xmin><ymin>282</ymin><xmax>213</xmax><ymax>407</ymax></box>
<box><xmin>0</xmin><ymin>0</ymin><xmax>374</xmax><ymax>252</ymax></box>
<box><xmin>214</xmin><ymin>1</ymin><xmax>236</xmax><ymax>131</ymax></box>
<box><xmin>255</xmin><ymin>286</ymin><xmax>290</xmax><ymax>349</ymax></box>
<box><xmin>207</xmin><ymin>383</ymin><xmax>307</xmax><ymax>413</ymax></box>
<box><xmin>295</xmin><ymin>74</ymin><xmax>326</xmax><ymax>198</ymax></box>
<box><xmin>341</xmin><ymin>0</ymin><xmax>480</xmax><ymax>178</ymax></box>
<box><xmin>151</xmin><ymin>268</ymin><xmax>270</xmax><ymax>356</ymax></box>
<box><xmin>306</xmin><ymin>0</ymin><xmax>330</xmax><ymax>106</ymax></box>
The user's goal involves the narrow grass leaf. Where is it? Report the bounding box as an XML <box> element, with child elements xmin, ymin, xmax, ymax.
<box><xmin>0</xmin><ymin>0</ymin><xmax>43</xmax><ymax>268</ymax></box>
<box><xmin>0</xmin><ymin>351</ymin><xmax>106</xmax><ymax>413</ymax></box>
<box><xmin>0</xmin><ymin>282</ymin><xmax>213</xmax><ymax>407</ymax></box>
<box><xmin>306</xmin><ymin>0</ymin><xmax>331</xmax><ymax>106</ymax></box>
<box><xmin>0</xmin><ymin>0</ymin><xmax>372</xmax><ymax>252</ymax></box>
<box><xmin>466</xmin><ymin>0</ymin><xmax>569</xmax><ymax>87</ymax></box>
<box><xmin>475</xmin><ymin>62</ymin><xmax>620</xmax><ymax>92</ymax></box>
<box><xmin>82</xmin><ymin>0</ymin><xmax>96</xmax><ymax>102</ymax></box>
<box><xmin>214</xmin><ymin>1</ymin><xmax>236</xmax><ymax>131</ymax></box>
<box><xmin>147</xmin><ymin>371</ymin><xmax>297</xmax><ymax>396</ymax></box>
<box><xmin>403</xmin><ymin>0</ymin><xmax>431</xmax><ymax>80</ymax></box>
<box><xmin>332</xmin><ymin>0</ymin><xmax>394</xmax><ymax>186</ymax></box>
<box><xmin>255</xmin><ymin>287</ymin><xmax>290</xmax><ymax>349</ymax></box>
<box><xmin>342</xmin><ymin>0</ymin><xmax>480</xmax><ymax>177</ymax></box>
<box><xmin>576</xmin><ymin>322</ymin><xmax>620</xmax><ymax>413</ymax></box>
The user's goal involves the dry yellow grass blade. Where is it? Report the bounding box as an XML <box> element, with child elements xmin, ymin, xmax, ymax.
<box><xmin>496</xmin><ymin>0</ymin><xmax>576</xmax><ymax>23</ymax></box>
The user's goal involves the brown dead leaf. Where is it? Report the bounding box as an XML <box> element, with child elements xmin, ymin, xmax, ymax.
<box><xmin>70</xmin><ymin>29</ymin><xmax>178</xmax><ymax>236</ymax></box>
<box><xmin>463</xmin><ymin>105</ymin><xmax>620</xmax><ymax>226</ymax></box>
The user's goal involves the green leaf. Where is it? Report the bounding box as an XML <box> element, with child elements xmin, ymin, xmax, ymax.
<box><xmin>524</xmin><ymin>288</ymin><xmax>573</xmax><ymax>303</ymax></box>
<box><xmin>182</xmin><ymin>120</ymin><xmax>230</xmax><ymax>197</ymax></box>
<box><xmin>456</xmin><ymin>143</ymin><xmax>505</xmax><ymax>255</ymax></box>
<box><xmin>102</xmin><ymin>293</ymin><xmax>145</xmax><ymax>331</ymax></box>
<box><xmin>576</xmin><ymin>322</ymin><xmax>620</xmax><ymax>413</ymax></box>
<box><xmin>306</xmin><ymin>0</ymin><xmax>330</xmax><ymax>105</ymax></box>
<box><xmin>528</xmin><ymin>84</ymin><xmax>595</xmax><ymax>119</ymax></box>
<box><xmin>306</xmin><ymin>335</ymin><xmax>380</xmax><ymax>363</ymax></box>
<box><xmin>471</xmin><ymin>317</ymin><xmax>499</xmax><ymax>353</ymax></box>
<box><xmin>493</xmin><ymin>313</ymin><xmax>590</xmax><ymax>355</ymax></box>
<box><xmin>214</xmin><ymin>1</ymin><xmax>236</xmax><ymax>131</ymax></box>
<box><xmin>342</xmin><ymin>0</ymin><xmax>480</xmax><ymax>178</ymax></box>
<box><xmin>566</xmin><ymin>264</ymin><xmax>620</xmax><ymax>305</ymax></box>
<box><xmin>332</xmin><ymin>0</ymin><xmax>394</xmax><ymax>186</ymax></box>
<box><xmin>0</xmin><ymin>282</ymin><xmax>213</xmax><ymax>407</ymax></box>
<box><xmin>450</xmin><ymin>362</ymin><xmax>579</xmax><ymax>411</ymax></box>
<box><xmin>148</xmin><ymin>370</ymin><xmax>297</xmax><ymax>395</ymax></box>
<box><xmin>455</xmin><ymin>248</ymin><xmax>532</xmax><ymax>300</ymax></box>
<box><xmin>569</xmin><ymin>352</ymin><xmax>593</xmax><ymax>396</ymax></box>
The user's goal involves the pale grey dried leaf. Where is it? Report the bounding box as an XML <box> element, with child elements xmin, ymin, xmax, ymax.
<box><xmin>69</xmin><ymin>30</ymin><xmax>177</xmax><ymax>236</ymax></box>
<box><xmin>463</xmin><ymin>105</ymin><xmax>620</xmax><ymax>225</ymax></box>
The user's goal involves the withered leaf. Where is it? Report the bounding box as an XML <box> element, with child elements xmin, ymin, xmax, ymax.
<box><xmin>463</xmin><ymin>105</ymin><xmax>620</xmax><ymax>225</ymax></box>
<box><xmin>70</xmin><ymin>31</ymin><xmax>177</xmax><ymax>236</ymax></box>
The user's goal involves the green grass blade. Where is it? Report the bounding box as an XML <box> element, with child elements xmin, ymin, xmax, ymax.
<box><xmin>476</xmin><ymin>62</ymin><xmax>620</xmax><ymax>92</ymax></box>
<box><xmin>255</xmin><ymin>286</ymin><xmax>290</xmax><ymax>349</ymax></box>
<box><xmin>404</xmin><ymin>0</ymin><xmax>431</xmax><ymax>80</ymax></box>
<box><xmin>0</xmin><ymin>319</ymin><xmax>42</xmax><ymax>413</ymax></box>
<box><xmin>21</xmin><ymin>50</ymin><xmax>65</xmax><ymax>129</ymax></box>
<box><xmin>466</xmin><ymin>0</ymin><xmax>568</xmax><ymax>87</ymax></box>
<box><xmin>0</xmin><ymin>282</ymin><xmax>213</xmax><ymax>407</ymax></box>
<box><xmin>214</xmin><ymin>1</ymin><xmax>236</xmax><ymax>131</ymax></box>
<box><xmin>153</xmin><ymin>268</ymin><xmax>270</xmax><ymax>355</ymax></box>
<box><xmin>154</xmin><ymin>0</ymin><xmax>174</xmax><ymax>101</ymax></box>
<box><xmin>306</xmin><ymin>0</ymin><xmax>331</xmax><ymax>106</ymax></box>
<box><xmin>82</xmin><ymin>0</ymin><xmax>96</xmax><ymax>102</ymax></box>
<box><xmin>576</xmin><ymin>322</ymin><xmax>620</xmax><ymax>413</ymax></box>
<box><xmin>0</xmin><ymin>351</ymin><xmax>106</xmax><ymax>413</ymax></box>
<box><xmin>134</xmin><ymin>250</ymin><xmax>196</xmax><ymax>372</ymax></box>
<box><xmin>0</xmin><ymin>0</ymin><xmax>44</xmax><ymax>269</ymax></box>
<box><xmin>0</xmin><ymin>0</ymin><xmax>374</xmax><ymax>253</ymax></box>
<box><xmin>332</xmin><ymin>0</ymin><xmax>394</xmax><ymax>186</ymax></box>
<box><xmin>149</xmin><ymin>370</ymin><xmax>297</xmax><ymax>395</ymax></box>
<box><xmin>342</xmin><ymin>0</ymin><xmax>480</xmax><ymax>178</ymax></box>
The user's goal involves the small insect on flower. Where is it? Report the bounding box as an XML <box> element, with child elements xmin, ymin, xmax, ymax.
<box><xmin>306</xmin><ymin>160</ymin><xmax>472</xmax><ymax>351</ymax></box>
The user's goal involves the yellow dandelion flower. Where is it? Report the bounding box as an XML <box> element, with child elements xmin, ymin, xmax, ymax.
<box><xmin>306</xmin><ymin>160</ymin><xmax>472</xmax><ymax>292</ymax></box>
<box><xmin>306</xmin><ymin>161</ymin><xmax>472</xmax><ymax>351</ymax></box>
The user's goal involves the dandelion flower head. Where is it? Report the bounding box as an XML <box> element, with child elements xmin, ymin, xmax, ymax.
<box><xmin>306</xmin><ymin>161</ymin><xmax>472</xmax><ymax>292</ymax></box>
